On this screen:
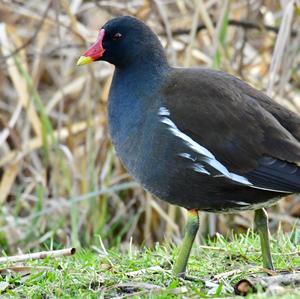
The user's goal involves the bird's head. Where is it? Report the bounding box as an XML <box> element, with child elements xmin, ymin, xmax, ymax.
<box><xmin>77</xmin><ymin>16</ymin><xmax>165</xmax><ymax>69</ymax></box>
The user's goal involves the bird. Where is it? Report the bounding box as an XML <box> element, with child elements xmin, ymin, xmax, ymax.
<box><xmin>77</xmin><ymin>16</ymin><xmax>300</xmax><ymax>277</ymax></box>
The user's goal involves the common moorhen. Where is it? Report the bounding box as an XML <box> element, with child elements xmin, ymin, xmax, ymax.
<box><xmin>77</xmin><ymin>16</ymin><xmax>300</xmax><ymax>276</ymax></box>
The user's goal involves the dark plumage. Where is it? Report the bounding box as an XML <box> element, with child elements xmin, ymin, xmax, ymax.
<box><xmin>77</xmin><ymin>15</ymin><xmax>300</xmax><ymax>275</ymax></box>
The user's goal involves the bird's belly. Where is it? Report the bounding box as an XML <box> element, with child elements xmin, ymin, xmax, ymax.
<box><xmin>110</xmin><ymin>119</ymin><xmax>282</xmax><ymax>212</ymax></box>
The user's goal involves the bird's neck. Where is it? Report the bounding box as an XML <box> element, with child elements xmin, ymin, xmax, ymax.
<box><xmin>116</xmin><ymin>52</ymin><xmax>169</xmax><ymax>79</ymax></box>
<box><xmin>111</xmin><ymin>50</ymin><xmax>170</xmax><ymax>102</ymax></box>
<box><xmin>108</xmin><ymin>56</ymin><xmax>169</xmax><ymax>149</ymax></box>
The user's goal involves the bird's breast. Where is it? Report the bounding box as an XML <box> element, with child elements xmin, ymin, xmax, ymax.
<box><xmin>108</xmin><ymin>89</ymin><xmax>182</xmax><ymax>200</ymax></box>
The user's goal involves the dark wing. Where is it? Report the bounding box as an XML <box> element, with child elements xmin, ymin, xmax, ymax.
<box><xmin>246</xmin><ymin>156</ymin><xmax>300</xmax><ymax>192</ymax></box>
<box><xmin>162</xmin><ymin>68</ymin><xmax>300</xmax><ymax>193</ymax></box>
<box><xmin>227</xmin><ymin>72</ymin><xmax>300</xmax><ymax>141</ymax></box>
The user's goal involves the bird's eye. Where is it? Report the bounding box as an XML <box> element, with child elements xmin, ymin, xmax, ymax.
<box><xmin>112</xmin><ymin>33</ymin><xmax>122</xmax><ymax>41</ymax></box>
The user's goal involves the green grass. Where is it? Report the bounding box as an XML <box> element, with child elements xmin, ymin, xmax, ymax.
<box><xmin>1</xmin><ymin>230</ymin><xmax>299</xmax><ymax>298</ymax></box>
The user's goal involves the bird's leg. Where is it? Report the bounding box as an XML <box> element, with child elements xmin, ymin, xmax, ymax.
<box><xmin>254</xmin><ymin>208</ymin><xmax>274</xmax><ymax>270</ymax></box>
<box><xmin>173</xmin><ymin>209</ymin><xmax>199</xmax><ymax>277</ymax></box>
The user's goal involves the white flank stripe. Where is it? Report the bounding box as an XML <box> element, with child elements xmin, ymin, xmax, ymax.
<box><xmin>159</xmin><ymin>107</ymin><xmax>294</xmax><ymax>193</ymax></box>
<box><xmin>193</xmin><ymin>163</ymin><xmax>210</xmax><ymax>175</ymax></box>
<box><xmin>160</xmin><ymin>112</ymin><xmax>252</xmax><ymax>186</ymax></box>
<box><xmin>178</xmin><ymin>153</ymin><xmax>196</xmax><ymax>161</ymax></box>
<box><xmin>161</xmin><ymin>118</ymin><xmax>214</xmax><ymax>159</ymax></box>
<box><xmin>158</xmin><ymin>107</ymin><xmax>170</xmax><ymax>116</ymax></box>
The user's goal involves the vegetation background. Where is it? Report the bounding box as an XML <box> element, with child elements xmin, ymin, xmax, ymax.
<box><xmin>0</xmin><ymin>0</ymin><xmax>300</xmax><ymax>257</ymax></box>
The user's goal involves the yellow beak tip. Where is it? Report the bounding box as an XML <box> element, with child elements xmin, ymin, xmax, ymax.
<box><xmin>76</xmin><ymin>56</ymin><xmax>93</xmax><ymax>66</ymax></box>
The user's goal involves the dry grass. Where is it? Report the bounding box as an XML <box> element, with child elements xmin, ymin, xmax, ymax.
<box><xmin>0</xmin><ymin>0</ymin><xmax>299</xmax><ymax>254</ymax></box>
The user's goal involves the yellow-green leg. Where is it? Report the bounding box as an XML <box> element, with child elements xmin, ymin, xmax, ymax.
<box><xmin>254</xmin><ymin>208</ymin><xmax>274</xmax><ymax>270</ymax></box>
<box><xmin>173</xmin><ymin>209</ymin><xmax>199</xmax><ymax>277</ymax></box>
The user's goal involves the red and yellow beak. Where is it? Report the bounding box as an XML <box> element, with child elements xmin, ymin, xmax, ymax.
<box><xmin>77</xmin><ymin>29</ymin><xmax>105</xmax><ymax>66</ymax></box>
